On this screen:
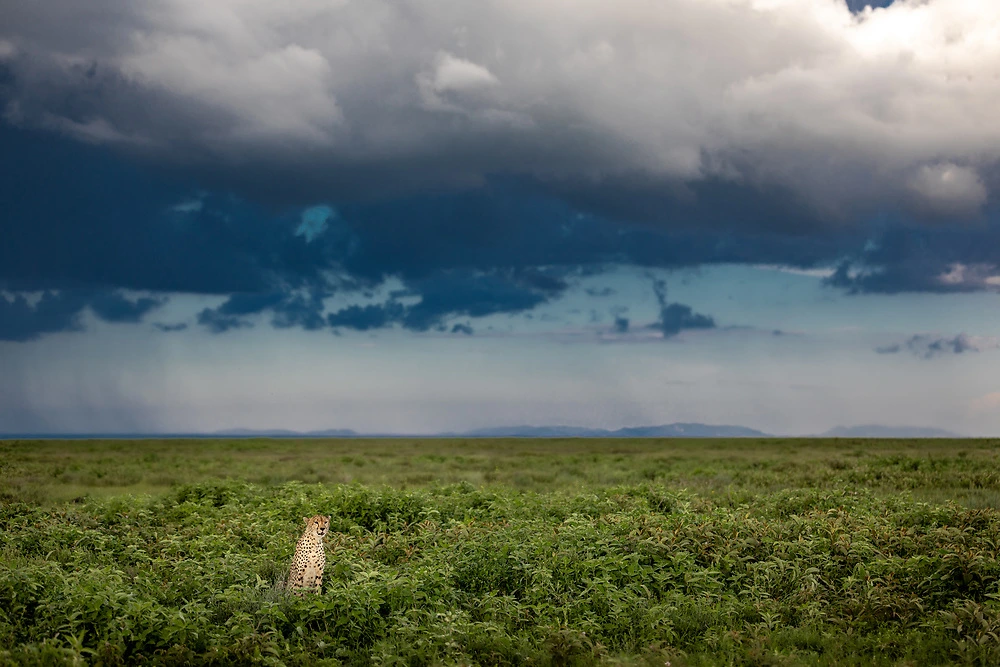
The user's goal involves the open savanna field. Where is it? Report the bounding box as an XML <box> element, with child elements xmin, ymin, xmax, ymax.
<box><xmin>4</xmin><ymin>438</ymin><xmax>1000</xmax><ymax>666</ymax></box>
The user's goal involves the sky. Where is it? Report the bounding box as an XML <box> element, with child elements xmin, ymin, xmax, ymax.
<box><xmin>2</xmin><ymin>0</ymin><xmax>1000</xmax><ymax>435</ymax></box>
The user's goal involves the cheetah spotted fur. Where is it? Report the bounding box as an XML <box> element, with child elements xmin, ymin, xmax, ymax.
<box><xmin>286</xmin><ymin>515</ymin><xmax>330</xmax><ymax>594</ymax></box>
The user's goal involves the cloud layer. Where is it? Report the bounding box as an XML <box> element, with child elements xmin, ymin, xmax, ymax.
<box><xmin>0</xmin><ymin>290</ymin><xmax>165</xmax><ymax>341</ymax></box>
<box><xmin>2</xmin><ymin>0</ymin><xmax>999</xmax><ymax>214</ymax></box>
<box><xmin>3</xmin><ymin>0</ymin><xmax>1000</xmax><ymax>339</ymax></box>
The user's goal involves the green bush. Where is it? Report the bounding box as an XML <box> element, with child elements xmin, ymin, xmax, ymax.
<box><xmin>0</xmin><ymin>479</ymin><xmax>998</xmax><ymax>665</ymax></box>
<box><xmin>4</xmin><ymin>438</ymin><xmax>1000</xmax><ymax>665</ymax></box>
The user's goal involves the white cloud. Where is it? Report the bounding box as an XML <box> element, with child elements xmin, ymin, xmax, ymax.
<box><xmin>752</xmin><ymin>264</ymin><xmax>837</xmax><ymax>279</ymax></box>
<box><xmin>2</xmin><ymin>0</ymin><xmax>1000</xmax><ymax>216</ymax></box>
<box><xmin>120</xmin><ymin>37</ymin><xmax>341</xmax><ymax>144</ymax></box>
<box><xmin>431</xmin><ymin>52</ymin><xmax>498</xmax><ymax>93</ymax></box>
<box><xmin>908</xmin><ymin>163</ymin><xmax>988</xmax><ymax>217</ymax></box>
<box><xmin>417</xmin><ymin>51</ymin><xmax>504</xmax><ymax>115</ymax></box>
<box><xmin>936</xmin><ymin>263</ymin><xmax>1000</xmax><ymax>290</ymax></box>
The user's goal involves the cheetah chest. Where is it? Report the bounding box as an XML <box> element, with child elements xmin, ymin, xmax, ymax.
<box><xmin>288</xmin><ymin>535</ymin><xmax>325</xmax><ymax>591</ymax></box>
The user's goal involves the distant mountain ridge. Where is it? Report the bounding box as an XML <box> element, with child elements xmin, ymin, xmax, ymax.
<box><xmin>210</xmin><ymin>423</ymin><xmax>771</xmax><ymax>438</ymax></box>
<box><xmin>456</xmin><ymin>423</ymin><xmax>769</xmax><ymax>438</ymax></box>
<box><xmin>208</xmin><ymin>423</ymin><xmax>967</xmax><ymax>438</ymax></box>
<box><xmin>213</xmin><ymin>423</ymin><xmax>967</xmax><ymax>439</ymax></box>
<box><xmin>3</xmin><ymin>423</ymin><xmax>971</xmax><ymax>439</ymax></box>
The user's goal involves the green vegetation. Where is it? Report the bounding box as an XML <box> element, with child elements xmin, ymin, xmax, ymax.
<box><xmin>3</xmin><ymin>437</ymin><xmax>1000</xmax><ymax>665</ymax></box>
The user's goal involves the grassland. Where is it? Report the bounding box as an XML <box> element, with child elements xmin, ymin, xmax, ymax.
<box><xmin>3</xmin><ymin>437</ymin><xmax>1000</xmax><ymax>665</ymax></box>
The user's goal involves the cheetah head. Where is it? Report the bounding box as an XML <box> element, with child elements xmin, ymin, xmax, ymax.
<box><xmin>305</xmin><ymin>514</ymin><xmax>330</xmax><ymax>537</ymax></box>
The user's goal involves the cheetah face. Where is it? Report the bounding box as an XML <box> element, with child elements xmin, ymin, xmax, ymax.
<box><xmin>306</xmin><ymin>514</ymin><xmax>330</xmax><ymax>537</ymax></box>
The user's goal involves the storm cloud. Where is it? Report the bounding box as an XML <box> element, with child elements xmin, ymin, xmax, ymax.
<box><xmin>0</xmin><ymin>289</ymin><xmax>165</xmax><ymax>341</ymax></box>
<box><xmin>2</xmin><ymin>0</ymin><xmax>1000</xmax><ymax>339</ymax></box>
<box><xmin>2</xmin><ymin>0</ymin><xmax>999</xmax><ymax>214</ymax></box>
<box><xmin>649</xmin><ymin>278</ymin><xmax>717</xmax><ymax>338</ymax></box>
<box><xmin>324</xmin><ymin>270</ymin><xmax>561</xmax><ymax>333</ymax></box>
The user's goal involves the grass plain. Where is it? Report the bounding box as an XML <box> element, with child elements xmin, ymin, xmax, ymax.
<box><xmin>3</xmin><ymin>437</ymin><xmax>1000</xmax><ymax>665</ymax></box>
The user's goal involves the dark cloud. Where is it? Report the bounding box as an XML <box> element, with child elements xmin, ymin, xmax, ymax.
<box><xmin>401</xmin><ymin>271</ymin><xmax>559</xmax><ymax>331</ymax></box>
<box><xmin>545</xmin><ymin>176</ymin><xmax>840</xmax><ymax>238</ymax></box>
<box><xmin>0</xmin><ymin>126</ymin><xmax>328</xmax><ymax>295</ymax></box>
<box><xmin>613</xmin><ymin>317</ymin><xmax>630</xmax><ymax>333</ymax></box>
<box><xmin>825</xmin><ymin>219</ymin><xmax>1000</xmax><ymax>294</ymax></box>
<box><xmin>0</xmin><ymin>291</ymin><xmax>86</xmax><ymax>342</ymax></box>
<box><xmin>926</xmin><ymin>335</ymin><xmax>976</xmax><ymax>356</ymax></box>
<box><xmin>89</xmin><ymin>292</ymin><xmax>165</xmax><ymax>323</ymax></box>
<box><xmin>327</xmin><ymin>303</ymin><xmax>405</xmax><ymax>332</ymax></box>
<box><xmin>196</xmin><ymin>310</ymin><xmax>251</xmax><ymax>334</ymax></box>
<box><xmin>650</xmin><ymin>278</ymin><xmax>716</xmax><ymax>338</ymax></box>
<box><xmin>195</xmin><ymin>290</ymin><xmax>328</xmax><ymax>333</ymax></box>
<box><xmin>0</xmin><ymin>289</ymin><xmax>165</xmax><ymax>341</ymax></box>
<box><xmin>827</xmin><ymin>258</ymin><xmax>962</xmax><ymax>295</ymax></box>
<box><xmin>270</xmin><ymin>290</ymin><xmax>328</xmax><ymax>331</ymax></box>
<box><xmin>876</xmin><ymin>333</ymin><xmax>994</xmax><ymax>359</ymax></box>
<box><xmin>196</xmin><ymin>293</ymin><xmax>286</xmax><ymax>333</ymax></box>
<box><xmin>325</xmin><ymin>270</ymin><xmax>559</xmax><ymax>333</ymax></box>
<box><xmin>658</xmin><ymin>303</ymin><xmax>716</xmax><ymax>337</ymax></box>
<box><xmin>1</xmin><ymin>138</ymin><xmax>856</xmax><ymax>292</ymax></box>
<box><xmin>451</xmin><ymin>323</ymin><xmax>474</xmax><ymax>335</ymax></box>
<box><xmin>153</xmin><ymin>322</ymin><xmax>188</xmax><ymax>333</ymax></box>
<box><xmin>2</xmin><ymin>120</ymin><xmax>1000</xmax><ymax>341</ymax></box>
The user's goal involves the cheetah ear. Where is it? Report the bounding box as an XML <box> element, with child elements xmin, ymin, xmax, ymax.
<box><xmin>303</xmin><ymin>517</ymin><xmax>310</xmax><ymax>525</ymax></box>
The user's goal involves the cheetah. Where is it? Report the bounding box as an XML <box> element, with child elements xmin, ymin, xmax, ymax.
<box><xmin>286</xmin><ymin>514</ymin><xmax>330</xmax><ymax>595</ymax></box>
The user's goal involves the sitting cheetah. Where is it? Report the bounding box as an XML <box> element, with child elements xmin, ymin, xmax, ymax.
<box><xmin>286</xmin><ymin>514</ymin><xmax>330</xmax><ymax>595</ymax></box>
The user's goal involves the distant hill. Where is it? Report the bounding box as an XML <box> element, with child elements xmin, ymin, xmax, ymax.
<box><xmin>611</xmin><ymin>423</ymin><xmax>769</xmax><ymax>438</ymax></box>
<box><xmin>210</xmin><ymin>423</ymin><xmax>963</xmax><ymax>439</ymax></box>
<box><xmin>817</xmin><ymin>425</ymin><xmax>963</xmax><ymax>438</ymax></box>
<box><xmin>213</xmin><ymin>423</ymin><xmax>771</xmax><ymax>438</ymax></box>
<box><xmin>457</xmin><ymin>423</ymin><xmax>770</xmax><ymax>438</ymax></box>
